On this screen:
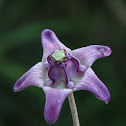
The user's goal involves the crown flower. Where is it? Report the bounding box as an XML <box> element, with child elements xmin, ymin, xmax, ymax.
<box><xmin>13</xmin><ymin>29</ymin><xmax>112</xmax><ymax>124</ymax></box>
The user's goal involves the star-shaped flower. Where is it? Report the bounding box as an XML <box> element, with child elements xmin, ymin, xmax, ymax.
<box><xmin>13</xmin><ymin>29</ymin><xmax>112</xmax><ymax>124</ymax></box>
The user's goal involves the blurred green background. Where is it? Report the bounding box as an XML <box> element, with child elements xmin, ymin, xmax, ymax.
<box><xmin>0</xmin><ymin>0</ymin><xmax>125</xmax><ymax>126</ymax></box>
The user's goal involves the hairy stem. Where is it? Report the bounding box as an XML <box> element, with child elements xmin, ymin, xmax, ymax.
<box><xmin>68</xmin><ymin>93</ymin><xmax>80</xmax><ymax>126</ymax></box>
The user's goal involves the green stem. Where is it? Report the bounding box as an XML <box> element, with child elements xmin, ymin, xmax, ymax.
<box><xmin>68</xmin><ymin>93</ymin><xmax>80</xmax><ymax>126</ymax></box>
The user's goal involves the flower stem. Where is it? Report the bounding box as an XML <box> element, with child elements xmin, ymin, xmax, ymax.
<box><xmin>68</xmin><ymin>93</ymin><xmax>80</xmax><ymax>126</ymax></box>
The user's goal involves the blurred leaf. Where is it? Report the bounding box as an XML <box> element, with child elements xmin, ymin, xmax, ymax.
<box><xmin>0</xmin><ymin>59</ymin><xmax>26</xmax><ymax>80</ymax></box>
<box><xmin>0</xmin><ymin>0</ymin><xmax>4</xmax><ymax>9</ymax></box>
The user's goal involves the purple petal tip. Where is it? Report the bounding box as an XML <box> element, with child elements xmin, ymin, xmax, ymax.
<box><xmin>41</xmin><ymin>29</ymin><xmax>54</xmax><ymax>40</ymax></box>
<box><xmin>105</xmin><ymin>95</ymin><xmax>111</xmax><ymax>104</ymax></box>
<box><xmin>97</xmin><ymin>46</ymin><xmax>112</xmax><ymax>57</ymax></box>
<box><xmin>13</xmin><ymin>86</ymin><xmax>19</xmax><ymax>92</ymax></box>
<box><xmin>44</xmin><ymin>116</ymin><xmax>56</xmax><ymax>124</ymax></box>
<box><xmin>13</xmin><ymin>78</ymin><xmax>24</xmax><ymax>92</ymax></box>
<box><xmin>41</xmin><ymin>29</ymin><xmax>51</xmax><ymax>34</ymax></box>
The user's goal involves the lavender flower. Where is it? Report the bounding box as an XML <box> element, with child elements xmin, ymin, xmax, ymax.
<box><xmin>13</xmin><ymin>29</ymin><xmax>112</xmax><ymax>124</ymax></box>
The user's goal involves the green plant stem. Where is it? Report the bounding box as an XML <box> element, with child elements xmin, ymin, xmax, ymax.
<box><xmin>68</xmin><ymin>93</ymin><xmax>80</xmax><ymax>126</ymax></box>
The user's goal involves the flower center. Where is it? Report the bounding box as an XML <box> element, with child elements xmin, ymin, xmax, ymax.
<box><xmin>45</xmin><ymin>50</ymin><xmax>85</xmax><ymax>89</ymax></box>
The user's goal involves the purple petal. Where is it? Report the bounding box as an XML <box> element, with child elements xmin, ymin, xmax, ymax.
<box><xmin>74</xmin><ymin>68</ymin><xmax>110</xmax><ymax>103</ymax></box>
<box><xmin>13</xmin><ymin>62</ymin><xmax>44</xmax><ymax>92</ymax></box>
<box><xmin>41</xmin><ymin>29</ymin><xmax>71</xmax><ymax>62</ymax></box>
<box><xmin>43</xmin><ymin>87</ymin><xmax>72</xmax><ymax>124</ymax></box>
<box><xmin>72</xmin><ymin>45</ymin><xmax>112</xmax><ymax>67</ymax></box>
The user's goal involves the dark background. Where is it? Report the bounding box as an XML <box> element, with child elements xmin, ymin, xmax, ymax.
<box><xmin>0</xmin><ymin>0</ymin><xmax>125</xmax><ymax>126</ymax></box>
